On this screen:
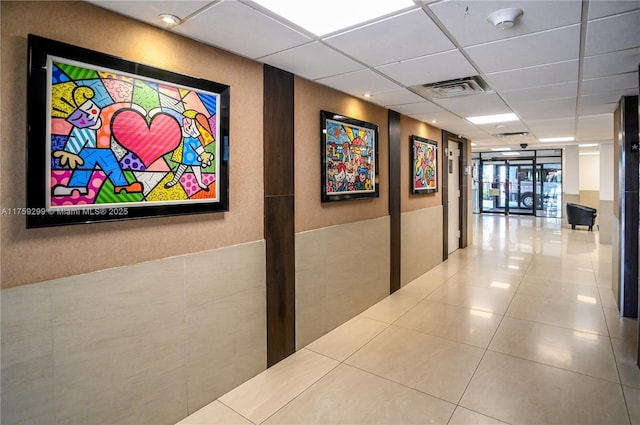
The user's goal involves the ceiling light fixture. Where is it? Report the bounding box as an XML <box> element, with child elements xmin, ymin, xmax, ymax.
<box><xmin>363</xmin><ymin>93</ymin><xmax>373</xmax><ymax>98</ymax></box>
<box><xmin>252</xmin><ymin>0</ymin><xmax>415</xmax><ymax>36</ymax></box>
<box><xmin>502</xmin><ymin>152</ymin><xmax>521</xmax><ymax>156</ymax></box>
<box><xmin>579</xmin><ymin>143</ymin><xmax>599</xmax><ymax>147</ymax></box>
<box><xmin>158</xmin><ymin>14</ymin><xmax>182</xmax><ymax>26</ymax></box>
<box><xmin>491</xmin><ymin>147</ymin><xmax>511</xmax><ymax>151</ymax></box>
<box><xmin>467</xmin><ymin>113</ymin><xmax>518</xmax><ymax>125</ymax></box>
<box><xmin>539</xmin><ymin>136</ymin><xmax>575</xmax><ymax>143</ymax></box>
<box><xmin>486</xmin><ymin>8</ymin><xmax>524</xmax><ymax>30</ymax></box>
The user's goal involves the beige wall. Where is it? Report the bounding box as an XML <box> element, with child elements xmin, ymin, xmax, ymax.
<box><xmin>1</xmin><ymin>1</ymin><xmax>264</xmax><ymax>288</ymax></box>
<box><xmin>400</xmin><ymin>115</ymin><xmax>443</xmax><ymax>212</ymax></box>
<box><xmin>1</xmin><ymin>2</ymin><xmax>464</xmax><ymax>423</ymax></box>
<box><xmin>1</xmin><ymin>2</ymin><xmax>268</xmax><ymax>423</ymax></box>
<box><xmin>294</xmin><ymin>77</ymin><xmax>389</xmax><ymax>232</ymax></box>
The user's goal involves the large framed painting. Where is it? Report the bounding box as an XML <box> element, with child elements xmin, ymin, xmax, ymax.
<box><xmin>321</xmin><ymin>110</ymin><xmax>378</xmax><ymax>202</ymax></box>
<box><xmin>26</xmin><ymin>34</ymin><xmax>230</xmax><ymax>228</ymax></box>
<box><xmin>411</xmin><ymin>135</ymin><xmax>438</xmax><ymax>194</ymax></box>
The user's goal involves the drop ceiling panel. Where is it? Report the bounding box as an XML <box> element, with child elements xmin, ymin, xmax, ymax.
<box><xmin>581</xmin><ymin>72</ymin><xmax>639</xmax><ymax>96</ymax></box>
<box><xmin>465</xmin><ymin>25</ymin><xmax>581</xmax><ymax>74</ymax></box>
<box><xmin>577</xmin><ymin>114</ymin><xmax>614</xmax><ymax>141</ymax></box>
<box><xmin>409</xmin><ymin>109</ymin><xmax>461</xmax><ymax>124</ymax></box>
<box><xmin>376</xmin><ymin>50</ymin><xmax>477</xmax><ymax>87</ymax></box>
<box><xmin>510</xmin><ymin>97</ymin><xmax>577</xmax><ymax>120</ymax></box>
<box><xmin>583</xmin><ymin>47</ymin><xmax>640</xmax><ymax>79</ymax></box>
<box><xmin>315</xmin><ymin>69</ymin><xmax>400</xmax><ymax>96</ymax></box>
<box><xmin>473</xmin><ymin>120</ymin><xmax>531</xmax><ymax>134</ymax></box>
<box><xmin>173</xmin><ymin>1</ymin><xmax>312</xmax><ymax>59</ymax></box>
<box><xmin>368</xmin><ymin>89</ymin><xmax>427</xmax><ymax>107</ymax></box>
<box><xmin>87</xmin><ymin>0</ymin><xmax>211</xmax><ymax>25</ymax></box>
<box><xmin>428</xmin><ymin>0</ymin><xmax>581</xmax><ymax>47</ymax></box>
<box><xmin>525</xmin><ymin>117</ymin><xmax>576</xmax><ymax>135</ymax></box>
<box><xmin>502</xmin><ymin>82</ymin><xmax>578</xmax><ymax>104</ymax></box>
<box><xmin>589</xmin><ymin>0</ymin><xmax>640</xmax><ymax>19</ymax></box>
<box><xmin>579</xmin><ymin>93</ymin><xmax>622</xmax><ymax>115</ymax></box>
<box><xmin>389</xmin><ymin>101</ymin><xmax>447</xmax><ymax>115</ymax></box>
<box><xmin>434</xmin><ymin>93</ymin><xmax>511</xmax><ymax>117</ymax></box>
<box><xmin>261</xmin><ymin>42</ymin><xmax>364</xmax><ymax>81</ymax></box>
<box><xmin>324</xmin><ymin>9</ymin><xmax>454</xmax><ymax>66</ymax></box>
<box><xmin>585</xmin><ymin>10</ymin><xmax>640</xmax><ymax>56</ymax></box>
<box><xmin>484</xmin><ymin>60</ymin><xmax>579</xmax><ymax>92</ymax></box>
<box><xmin>472</xmin><ymin>139</ymin><xmax>503</xmax><ymax>147</ymax></box>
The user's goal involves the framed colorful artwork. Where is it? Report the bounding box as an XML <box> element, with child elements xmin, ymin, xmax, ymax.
<box><xmin>411</xmin><ymin>135</ymin><xmax>438</xmax><ymax>194</ymax></box>
<box><xmin>321</xmin><ymin>110</ymin><xmax>378</xmax><ymax>202</ymax></box>
<box><xmin>26</xmin><ymin>34</ymin><xmax>230</xmax><ymax>227</ymax></box>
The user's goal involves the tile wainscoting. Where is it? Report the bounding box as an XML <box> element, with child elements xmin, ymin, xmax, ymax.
<box><xmin>401</xmin><ymin>206</ymin><xmax>444</xmax><ymax>286</ymax></box>
<box><xmin>1</xmin><ymin>241</ymin><xmax>267</xmax><ymax>424</ymax></box>
<box><xmin>296</xmin><ymin>216</ymin><xmax>391</xmax><ymax>349</ymax></box>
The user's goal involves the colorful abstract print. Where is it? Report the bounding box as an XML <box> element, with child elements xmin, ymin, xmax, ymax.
<box><xmin>413</xmin><ymin>140</ymin><xmax>436</xmax><ymax>190</ymax></box>
<box><xmin>48</xmin><ymin>58</ymin><xmax>220</xmax><ymax>209</ymax></box>
<box><xmin>325</xmin><ymin>119</ymin><xmax>375</xmax><ymax>195</ymax></box>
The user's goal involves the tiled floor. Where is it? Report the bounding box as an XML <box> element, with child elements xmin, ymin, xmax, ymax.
<box><xmin>177</xmin><ymin>215</ymin><xmax>640</xmax><ymax>424</ymax></box>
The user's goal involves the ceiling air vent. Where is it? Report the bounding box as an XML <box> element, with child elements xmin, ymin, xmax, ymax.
<box><xmin>494</xmin><ymin>131</ymin><xmax>530</xmax><ymax>139</ymax></box>
<box><xmin>410</xmin><ymin>76</ymin><xmax>490</xmax><ymax>100</ymax></box>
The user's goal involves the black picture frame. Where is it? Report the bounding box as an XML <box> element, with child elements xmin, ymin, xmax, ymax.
<box><xmin>411</xmin><ymin>135</ymin><xmax>438</xmax><ymax>194</ymax></box>
<box><xmin>26</xmin><ymin>34</ymin><xmax>230</xmax><ymax>228</ymax></box>
<box><xmin>320</xmin><ymin>110</ymin><xmax>379</xmax><ymax>202</ymax></box>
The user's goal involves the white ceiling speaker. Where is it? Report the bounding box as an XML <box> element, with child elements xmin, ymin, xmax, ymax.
<box><xmin>486</xmin><ymin>8</ymin><xmax>524</xmax><ymax>30</ymax></box>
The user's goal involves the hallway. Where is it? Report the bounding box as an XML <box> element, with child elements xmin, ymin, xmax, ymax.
<box><xmin>179</xmin><ymin>215</ymin><xmax>639</xmax><ymax>424</ymax></box>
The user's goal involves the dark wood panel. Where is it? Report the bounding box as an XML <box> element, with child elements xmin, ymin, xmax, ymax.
<box><xmin>265</xmin><ymin>195</ymin><xmax>296</xmax><ymax>367</ymax></box>
<box><xmin>621</xmin><ymin>95</ymin><xmax>638</xmax><ymax>319</ymax></box>
<box><xmin>388</xmin><ymin>110</ymin><xmax>401</xmax><ymax>293</ymax></box>
<box><xmin>263</xmin><ymin>64</ymin><xmax>296</xmax><ymax>366</ymax></box>
<box><xmin>264</xmin><ymin>64</ymin><xmax>294</xmax><ymax>196</ymax></box>
<box><xmin>637</xmin><ymin>66</ymin><xmax>640</xmax><ymax>369</ymax></box>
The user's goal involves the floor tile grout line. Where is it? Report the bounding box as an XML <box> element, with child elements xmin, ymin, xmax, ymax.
<box><xmin>453</xmin><ymin>258</ymin><xmax>529</xmax><ymax>412</ymax></box>
<box><xmin>340</xmin><ymin>361</ymin><xmax>459</xmax><ymax>408</ymax></box>
<box><xmin>215</xmin><ymin>400</ymin><xmax>258</xmax><ymax>425</ymax></box>
<box><xmin>599</xmin><ymin>275</ymin><xmax>635</xmax><ymax>425</ymax></box>
<box><xmin>253</xmin><ymin>348</ymin><xmax>343</xmax><ymax>425</ymax></box>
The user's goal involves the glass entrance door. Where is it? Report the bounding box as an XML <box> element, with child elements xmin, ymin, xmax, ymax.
<box><xmin>481</xmin><ymin>159</ymin><xmax>535</xmax><ymax>215</ymax></box>
<box><xmin>536</xmin><ymin>161</ymin><xmax>562</xmax><ymax>218</ymax></box>
<box><xmin>482</xmin><ymin>161</ymin><xmax>507</xmax><ymax>214</ymax></box>
<box><xmin>508</xmin><ymin>160</ymin><xmax>535</xmax><ymax>215</ymax></box>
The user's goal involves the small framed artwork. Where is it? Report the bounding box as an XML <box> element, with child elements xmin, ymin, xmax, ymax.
<box><xmin>321</xmin><ymin>110</ymin><xmax>378</xmax><ymax>202</ymax></box>
<box><xmin>26</xmin><ymin>34</ymin><xmax>230</xmax><ymax>228</ymax></box>
<box><xmin>411</xmin><ymin>135</ymin><xmax>438</xmax><ymax>194</ymax></box>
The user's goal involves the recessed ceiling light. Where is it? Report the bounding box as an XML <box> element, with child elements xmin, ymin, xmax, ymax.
<box><xmin>466</xmin><ymin>113</ymin><xmax>518</xmax><ymax>125</ymax></box>
<box><xmin>502</xmin><ymin>152</ymin><xmax>521</xmax><ymax>156</ymax></box>
<box><xmin>363</xmin><ymin>93</ymin><xmax>373</xmax><ymax>98</ymax></box>
<box><xmin>579</xmin><ymin>143</ymin><xmax>599</xmax><ymax>147</ymax></box>
<box><xmin>252</xmin><ymin>0</ymin><xmax>415</xmax><ymax>36</ymax></box>
<box><xmin>159</xmin><ymin>14</ymin><xmax>182</xmax><ymax>26</ymax></box>
<box><xmin>491</xmin><ymin>147</ymin><xmax>511</xmax><ymax>151</ymax></box>
<box><xmin>539</xmin><ymin>136</ymin><xmax>574</xmax><ymax>143</ymax></box>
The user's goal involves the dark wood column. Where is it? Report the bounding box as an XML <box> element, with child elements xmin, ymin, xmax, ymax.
<box><xmin>388</xmin><ymin>110</ymin><xmax>401</xmax><ymax>293</ymax></box>
<box><xmin>263</xmin><ymin>64</ymin><xmax>295</xmax><ymax>367</ymax></box>
<box><xmin>619</xmin><ymin>95</ymin><xmax>639</xmax><ymax>319</ymax></box>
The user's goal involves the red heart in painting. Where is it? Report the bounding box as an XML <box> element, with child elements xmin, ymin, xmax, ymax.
<box><xmin>111</xmin><ymin>110</ymin><xmax>181</xmax><ymax>167</ymax></box>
